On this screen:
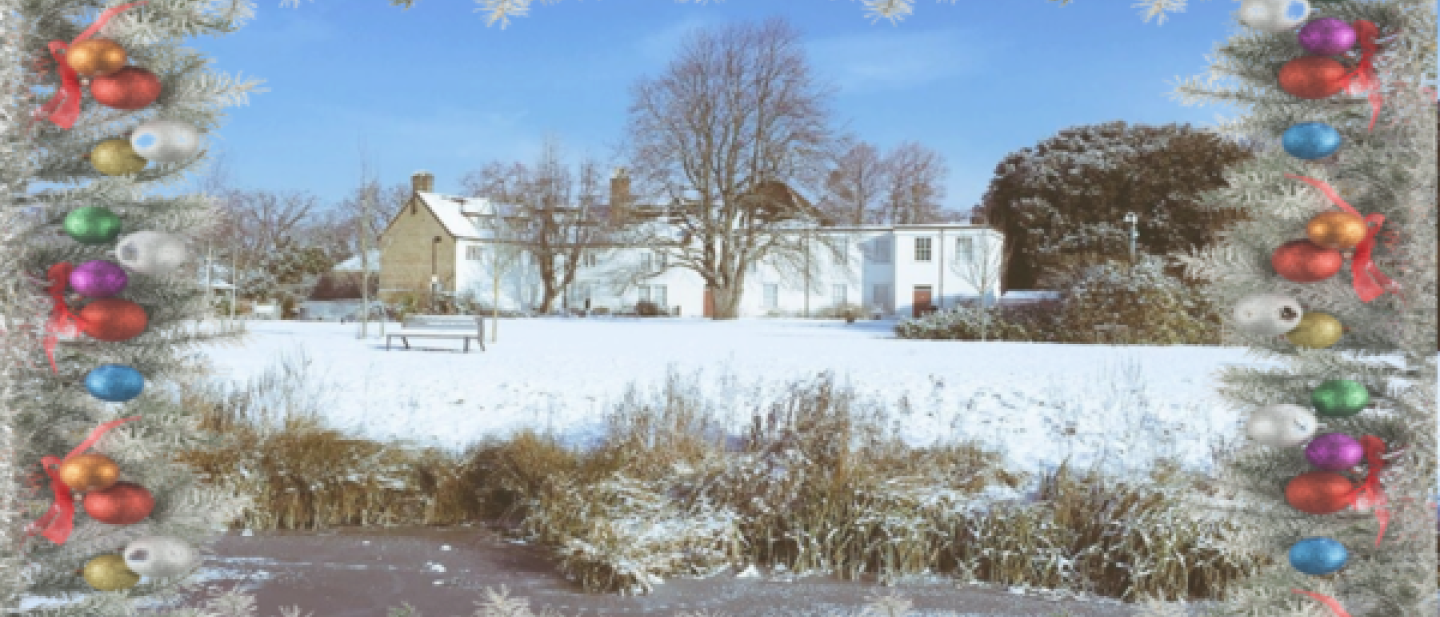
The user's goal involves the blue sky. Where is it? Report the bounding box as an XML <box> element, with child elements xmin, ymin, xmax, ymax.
<box><xmin>184</xmin><ymin>0</ymin><xmax>1248</xmax><ymax>216</ymax></box>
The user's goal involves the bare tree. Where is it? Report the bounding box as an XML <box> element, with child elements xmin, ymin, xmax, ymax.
<box><xmin>819</xmin><ymin>139</ymin><xmax>888</xmax><ymax>225</ymax></box>
<box><xmin>949</xmin><ymin>232</ymin><xmax>1011</xmax><ymax>342</ymax></box>
<box><xmin>462</xmin><ymin>136</ymin><xmax>608</xmax><ymax>313</ymax></box>
<box><xmin>881</xmin><ymin>141</ymin><xmax>948</xmax><ymax>224</ymax></box>
<box><xmin>623</xmin><ymin>18</ymin><xmax>839</xmax><ymax>319</ymax></box>
<box><xmin>467</xmin><ymin>201</ymin><xmax>528</xmax><ymax>342</ymax></box>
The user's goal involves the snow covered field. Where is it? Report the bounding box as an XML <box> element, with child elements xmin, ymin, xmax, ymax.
<box><xmin>189</xmin><ymin>317</ymin><xmax>1282</xmax><ymax>483</ymax></box>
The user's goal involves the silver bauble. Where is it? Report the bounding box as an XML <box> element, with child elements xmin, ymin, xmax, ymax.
<box><xmin>1237</xmin><ymin>0</ymin><xmax>1310</xmax><ymax>33</ymax></box>
<box><xmin>124</xmin><ymin>535</ymin><xmax>201</xmax><ymax>578</ymax></box>
<box><xmin>1246</xmin><ymin>403</ymin><xmax>1318</xmax><ymax>448</ymax></box>
<box><xmin>1233</xmin><ymin>292</ymin><xmax>1304</xmax><ymax>337</ymax></box>
<box><xmin>115</xmin><ymin>231</ymin><xmax>189</xmax><ymax>276</ymax></box>
<box><xmin>130</xmin><ymin>120</ymin><xmax>201</xmax><ymax>164</ymax></box>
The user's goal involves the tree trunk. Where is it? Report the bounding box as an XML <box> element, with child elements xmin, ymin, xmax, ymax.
<box><xmin>492</xmin><ymin>268</ymin><xmax>501</xmax><ymax>342</ymax></box>
<box><xmin>710</xmin><ymin>285</ymin><xmax>743</xmax><ymax>319</ymax></box>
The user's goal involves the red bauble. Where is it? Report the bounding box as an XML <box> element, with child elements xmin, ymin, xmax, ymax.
<box><xmin>1279</xmin><ymin>57</ymin><xmax>1349</xmax><ymax>100</ymax></box>
<box><xmin>1272</xmin><ymin>240</ymin><xmax>1343</xmax><ymax>283</ymax></box>
<box><xmin>83</xmin><ymin>481</ymin><xmax>154</xmax><ymax>525</ymax></box>
<box><xmin>89</xmin><ymin>66</ymin><xmax>162</xmax><ymax>110</ymax></box>
<box><xmin>1285</xmin><ymin>471</ymin><xmax>1356</xmax><ymax>515</ymax></box>
<box><xmin>78</xmin><ymin>298</ymin><xmax>148</xmax><ymax>342</ymax></box>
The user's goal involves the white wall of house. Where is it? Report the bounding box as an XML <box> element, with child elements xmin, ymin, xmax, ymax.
<box><xmin>447</xmin><ymin>224</ymin><xmax>1003</xmax><ymax>318</ymax></box>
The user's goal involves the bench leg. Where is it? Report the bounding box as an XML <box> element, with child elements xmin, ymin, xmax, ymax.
<box><xmin>401</xmin><ymin>337</ymin><xmax>410</xmax><ymax>350</ymax></box>
<box><xmin>463</xmin><ymin>339</ymin><xmax>469</xmax><ymax>353</ymax></box>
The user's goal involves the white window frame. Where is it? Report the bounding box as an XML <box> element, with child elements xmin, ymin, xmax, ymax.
<box><xmin>956</xmin><ymin>237</ymin><xmax>973</xmax><ymax>260</ymax></box>
<box><xmin>583</xmin><ymin>250</ymin><xmax>598</xmax><ymax>268</ymax></box>
<box><xmin>652</xmin><ymin>284</ymin><xmax>668</xmax><ymax>309</ymax></box>
<box><xmin>466</xmin><ymin>245</ymin><xmax>484</xmax><ymax>261</ymax></box>
<box><xmin>871</xmin><ymin>237</ymin><xmax>892</xmax><ymax>264</ymax></box>
<box><xmin>914</xmin><ymin>237</ymin><xmax>932</xmax><ymax>262</ymax></box>
<box><xmin>638</xmin><ymin>285</ymin><xmax>652</xmax><ymax>303</ymax></box>
<box><xmin>763</xmin><ymin>283</ymin><xmax>779</xmax><ymax>309</ymax></box>
<box><xmin>832</xmin><ymin>284</ymin><xmax>847</xmax><ymax>307</ymax></box>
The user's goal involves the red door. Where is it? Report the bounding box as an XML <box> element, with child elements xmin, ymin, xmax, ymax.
<box><xmin>912</xmin><ymin>286</ymin><xmax>933</xmax><ymax>318</ymax></box>
<box><xmin>703</xmin><ymin>288</ymin><xmax>714</xmax><ymax>318</ymax></box>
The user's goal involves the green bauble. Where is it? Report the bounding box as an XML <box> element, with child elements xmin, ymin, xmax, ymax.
<box><xmin>1312</xmin><ymin>379</ymin><xmax>1369</xmax><ymax>418</ymax></box>
<box><xmin>83</xmin><ymin>554</ymin><xmax>140</xmax><ymax>591</ymax></box>
<box><xmin>63</xmin><ymin>207</ymin><xmax>122</xmax><ymax>245</ymax></box>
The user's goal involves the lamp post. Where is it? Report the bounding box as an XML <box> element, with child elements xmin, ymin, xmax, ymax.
<box><xmin>1123</xmin><ymin>212</ymin><xmax>1139</xmax><ymax>263</ymax></box>
<box><xmin>431</xmin><ymin>236</ymin><xmax>441</xmax><ymax>312</ymax></box>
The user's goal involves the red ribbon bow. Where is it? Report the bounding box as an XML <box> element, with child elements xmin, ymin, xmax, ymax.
<box><xmin>1291</xmin><ymin>435</ymin><xmax>1391</xmax><ymax>617</ymax></box>
<box><xmin>44</xmin><ymin>263</ymin><xmax>87</xmax><ymax>373</ymax></box>
<box><xmin>1283</xmin><ymin>175</ymin><xmax>1399</xmax><ymax>302</ymax></box>
<box><xmin>1340</xmin><ymin>20</ymin><xmax>1383</xmax><ymax>132</ymax></box>
<box><xmin>23</xmin><ymin>416</ymin><xmax>141</xmax><ymax>546</ymax></box>
<box><xmin>33</xmin><ymin>1</ymin><xmax>148</xmax><ymax>129</ymax></box>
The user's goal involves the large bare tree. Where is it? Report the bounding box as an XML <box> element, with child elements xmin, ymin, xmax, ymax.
<box><xmin>880</xmin><ymin>141</ymin><xmax>948</xmax><ymax>224</ymax></box>
<box><xmin>819</xmin><ymin>139</ymin><xmax>888</xmax><ymax>225</ymax></box>
<box><xmin>463</xmin><ymin>136</ymin><xmax>608</xmax><ymax>314</ymax></box>
<box><xmin>623</xmin><ymin>18</ymin><xmax>839</xmax><ymax>319</ymax></box>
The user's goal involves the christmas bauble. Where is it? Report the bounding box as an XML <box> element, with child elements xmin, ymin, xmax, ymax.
<box><xmin>1305</xmin><ymin>433</ymin><xmax>1364</xmax><ymax>471</ymax></box>
<box><xmin>131</xmin><ymin>120</ymin><xmax>200</xmax><ymax>164</ymax></box>
<box><xmin>1289</xmin><ymin>537</ymin><xmax>1348</xmax><ymax>575</ymax></box>
<box><xmin>124</xmin><ymin>535</ymin><xmax>201</xmax><ymax>578</ymax></box>
<box><xmin>89</xmin><ymin>66</ymin><xmax>162</xmax><ymax>110</ymax></box>
<box><xmin>1282</xmin><ymin>122</ymin><xmax>1342</xmax><ymax>160</ymax></box>
<box><xmin>1305</xmin><ymin>211</ymin><xmax>1367</xmax><ymax>250</ymax></box>
<box><xmin>1245</xmin><ymin>403</ymin><xmax>1318</xmax><ymax>447</ymax></box>
<box><xmin>1311</xmin><ymin>379</ymin><xmax>1368</xmax><ymax>417</ymax></box>
<box><xmin>83</xmin><ymin>481</ymin><xmax>154</xmax><ymax>524</ymax></box>
<box><xmin>1279</xmin><ymin>56</ymin><xmax>1349</xmax><ymax>100</ymax></box>
<box><xmin>1238</xmin><ymin>0</ymin><xmax>1310</xmax><ymax>33</ymax></box>
<box><xmin>1272</xmin><ymin>239</ymin><xmax>1343</xmax><ymax>283</ymax></box>
<box><xmin>1286</xmin><ymin>312</ymin><xmax>1343</xmax><ymax>348</ymax></box>
<box><xmin>65</xmin><ymin>38</ymin><xmax>128</xmax><ymax>77</ymax></box>
<box><xmin>115</xmin><ymin>230</ymin><xmax>189</xmax><ymax>276</ymax></box>
<box><xmin>57</xmin><ymin>452</ymin><xmax>121</xmax><ymax>493</ymax></box>
<box><xmin>70</xmin><ymin>259</ymin><xmax>129</xmax><ymax>298</ymax></box>
<box><xmin>1232</xmin><ymin>292</ymin><xmax>1303</xmax><ymax>336</ymax></box>
<box><xmin>90</xmin><ymin>139</ymin><xmax>147</xmax><ymax>176</ymax></box>
<box><xmin>1285</xmin><ymin>470</ymin><xmax>1355</xmax><ymax>514</ymax></box>
<box><xmin>83</xmin><ymin>554</ymin><xmax>140</xmax><ymax>591</ymax></box>
<box><xmin>78</xmin><ymin>298</ymin><xmax>148</xmax><ymax>342</ymax></box>
<box><xmin>85</xmin><ymin>364</ymin><xmax>145</xmax><ymax>403</ymax></box>
<box><xmin>63</xmin><ymin>207</ymin><xmax>123</xmax><ymax>245</ymax></box>
<box><xmin>1298</xmin><ymin>17</ymin><xmax>1356</xmax><ymax>56</ymax></box>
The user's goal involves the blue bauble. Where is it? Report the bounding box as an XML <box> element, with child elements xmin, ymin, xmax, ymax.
<box><xmin>1289</xmin><ymin>537</ymin><xmax>1348</xmax><ymax>575</ymax></box>
<box><xmin>1283</xmin><ymin>122</ymin><xmax>1342</xmax><ymax>160</ymax></box>
<box><xmin>85</xmin><ymin>364</ymin><xmax>145</xmax><ymax>402</ymax></box>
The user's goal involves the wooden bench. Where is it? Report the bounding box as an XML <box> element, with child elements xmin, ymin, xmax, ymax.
<box><xmin>385</xmin><ymin>314</ymin><xmax>486</xmax><ymax>352</ymax></box>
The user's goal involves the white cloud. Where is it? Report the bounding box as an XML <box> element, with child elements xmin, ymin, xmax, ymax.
<box><xmin>807</xmin><ymin>27</ymin><xmax>993</xmax><ymax>94</ymax></box>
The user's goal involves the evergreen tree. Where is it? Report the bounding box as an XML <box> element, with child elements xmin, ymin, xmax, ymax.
<box><xmin>3</xmin><ymin>0</ymin><xmax>270</xmax><ymax>614</ymax></box>
<box><xmin>1137</xmin><ymin>1</ymin><xmax>1437</xmax><ymax>614</ymax></box>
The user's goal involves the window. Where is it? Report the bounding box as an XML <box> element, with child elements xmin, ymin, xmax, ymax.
<box><xmin>872</xmin><ymin>284</ymin><xmax>891</xmax><ymax>312</ymax></box>
<box><xmin>653</xmin><ymin>285</ymin><xmax>667</xmax><ymax>309</ymax></box>
<box><xmin>638</xmin><ymin>285</ymin><xmax>652</xmax><ymax>302</ymax></box>
<box><xmin>832</xmin><ymin>284</ymin><xmax>847</xmax><ymax>307</ymax></box>
<box><xmin>870</xmin><ymin>237</ymin><xmax>892</xmax><ymax>264</ymax></box>
<box><xmin>642</xmin><ymin>251</ymin><xmax>665</xmax><ymax>271</ymax></box>
<box><xmin>763</xmin><ymin>284</ymin><xmax>779</xmax><ymax>309</ymax></box>
<box><xmin>466</xmin><ymin>245</ymin><xmax>484</xmax><ymax>261</ymax></box>
<box><xmin>956</xmin><ymin>237</ymin><xmax>973</xmax><ymax>260</ymax></box>
<box><xmin>583</xmin><ymin>251</ymin><xmax>598</xmax><ymax>268</ymax></box>
<box><xmin>914</xmin><ymin>237</ymin><xmax>932</xmax><ymax>262</ymax></box>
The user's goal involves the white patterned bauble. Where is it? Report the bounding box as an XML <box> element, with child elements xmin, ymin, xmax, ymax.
<box><xmin>1233</xmin><ymin>292</ymin><xmax>1304</xmax><ymax>337</ymax></box>
<box><xmin>1246</xmin><ymin>404</ymin><xmax>1318</xmax><ymax>448</ymax></box>
<box><xmin>115</xmin><ymin>231</ymin><xmax>189</xmax><ymax>276</ymax></box>
<box><xmin>130</xmin><ymin>120</ymin><xmax>200</xmax><ymax>164</ymax></box>
<box><xmin>124</xmin><ymin>535</ymin><xmax>201</xmax><ymax>578</ymax></box>
<box><xmin>1238</xmin><ymin>0</ymin><xmax>1310</xmax><ymax>33</ymax></box>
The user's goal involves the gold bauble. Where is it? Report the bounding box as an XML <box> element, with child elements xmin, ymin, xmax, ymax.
<box><xmin>58</xmin><ymin>453</ymin><xmax>120</xmax><ymax>493</ymax></box>
<box><xmin>83</xmin><ymin>554</ymin><xmax>140</xmax><ymax>591</ymax></box>
<box><xmin>66</xmin><ymin>39</ymin><xmax>128</xmax><ymax>77</ymax></box>
<box><xmin>90</xmin><ymin>139</ymin><xmax>147</xmax><ymax>176</ymax></box>
<box><xmin>1286</xmin><ymin>312</ymin><xmax>1344</xmax><ymax>349</ymax></box>
<box><xmin>1306</xmin><ymin>211</ymin><xmax>1368</xmax><ymax>251</ymax></box>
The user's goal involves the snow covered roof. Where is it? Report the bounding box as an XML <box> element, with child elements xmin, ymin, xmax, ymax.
<box><xmin>333</xmin><ymin>250</ymin><xmax>381</xmax><ymax>273</ymax></box>
<box><xmin>417</xmin><ymin>192</ymin><xmax>488</xmax><ymax>239</ymax></box>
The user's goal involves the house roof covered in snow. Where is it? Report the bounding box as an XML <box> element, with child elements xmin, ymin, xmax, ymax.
<box><xmin>333</xmin><ymin>250</ymin><xmax>381</xmax><ymax>273</ymax></box>
<box><xmin>416</xmin><ymin>192</ymin><xmax>491</xmax><ymax>239</ymax></box>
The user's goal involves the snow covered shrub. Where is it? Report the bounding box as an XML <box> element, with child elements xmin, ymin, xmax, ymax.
<box><xmin>1051</xmin><ymin>255</ymin><xmax>1220</xmax><ymax>345</ymax></box>
<box><xmin>894</xmin><ymin>303</ymin><xmax>1058</xmax><ymax>341</ymax></box>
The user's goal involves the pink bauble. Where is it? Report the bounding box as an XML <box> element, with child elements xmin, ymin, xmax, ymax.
<box><xmin>1298</xmin><ymin>18</ymin><xmax>1356</xmax><ymax>56</ymax></box>
<box><xmin>1305</xmin><ymin>433</ymin><xmax>1364</xmax><ymax>471</ymax></box>
<box><xmin>70</xmin><ymin>260</ymin><xmax>129</xmax><ymax>298</ymax></box>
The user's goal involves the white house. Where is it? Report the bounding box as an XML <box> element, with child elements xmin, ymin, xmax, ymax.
<box><xmin>381</xmin><ymin>172</ymin><xmax>1006</xmax><ymax>319</ymax></box>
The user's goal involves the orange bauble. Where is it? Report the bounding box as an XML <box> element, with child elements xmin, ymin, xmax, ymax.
<box><xmin>65</xmin><ymin>39</ymin><xmax>128</xmax><ymax>77</ymax></box>
<box><xmin>89</xmin><ymin>66</ymin><xmax>161</xmax><ymax>110</ymax></box>
<box><xmin>83</xmin><ymin>481</ymin><xmax>154</xmax><ymax>525</ymax></box>
<box><xmin>1272</xmin><ymin>239</ymin><xmax>1344</xmax><ymax>283</ymax></box>
<box><xmin>78</xmin><ymin>298</ymin><xmax>148</xmax><ymax>342</ymax></box>
<box><xmin>1306</xmin><ymin>211</ymin><xmax>1368</xmax><ymax>250</ymax></box>
<box><xmin>1285</xmin><ymin>471</ymin><xmax>1356</xmax><ymax>515</ymax></box>
<box><xmin>58</xmin><ymin>453</ymin><xmax>121</xmax><ymax>493</ymax></box>
<box><xmin>1279</xmin><ymin>57</ymin><xmax>1349</xmax><ymax>100</ymax></box>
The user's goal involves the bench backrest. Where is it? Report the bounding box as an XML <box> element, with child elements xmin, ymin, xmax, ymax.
<box><xmin>403</xmin><ymin>315</ymin><xmax>483</xmax><ymax>331</ymax></box>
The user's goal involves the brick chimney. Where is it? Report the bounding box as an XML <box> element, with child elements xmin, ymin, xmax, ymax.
<box><xmin>609</xmin><ymin>167</ymin><xmax>630</xmax><ymax>222</ymax></box>
<box><xmin>412</xmin><ymin>170</ymin><xmax>434</xmax><ymax>194</ymax></box>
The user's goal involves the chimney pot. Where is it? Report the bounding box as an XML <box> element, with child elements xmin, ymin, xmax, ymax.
<box><xmin>413</xmin><ymin>171</ymin><xmax>435</xmax><ymax>194</ymax></box>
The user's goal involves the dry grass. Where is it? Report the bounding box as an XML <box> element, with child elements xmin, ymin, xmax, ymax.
<box><xmin>173</xmin><ymin>351</ymin><xmax>1279</xmax><ymax>614</ymax></box>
